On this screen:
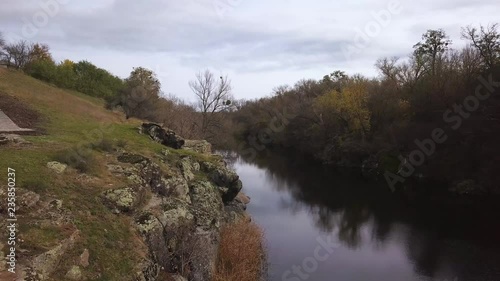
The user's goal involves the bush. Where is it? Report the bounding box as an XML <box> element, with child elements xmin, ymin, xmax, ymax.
<box><xmin>21</xmin><ymin>179</ymin><xmax>50</xmax><ymax>193</ymax></box>
<box><xmin>212</xmin><ymin>221</ymin><xmax>265</xmax><ymax>281</ymax></box>
<box><xmin>90</xmin><ymin>138</ymin><xmax>115</xmax><ymax>152</ymax></box>
<box><xmin>54</xmin><ymin>148</ymin><xmax>97</xmax><ymax>173</ymax></box>
<box><xmin>116</xmin><ymin>139</ymin><xmax>128</xmax><ymax>148</ymax></box>
<box><xmin>27</xmin><ymin>59</ymin><xmax>57</xmax><ymax>82</ymax></box>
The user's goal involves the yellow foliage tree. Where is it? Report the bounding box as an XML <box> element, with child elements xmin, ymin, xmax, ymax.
<box><xmin>314</xmin><ymin>80</ymin><xmax>371</xmax><ymax>139</ymax></box>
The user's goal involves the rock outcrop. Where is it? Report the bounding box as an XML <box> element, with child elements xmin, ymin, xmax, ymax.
<box><xmin>201</xmin><ymin>161</ymin><xmax>243</xmax><ymax>203</ymax></box>
<box><xmin>183</xmin><ymin>140</ymin><xmax>212</xmax><ymax>155</ymax></box>
<box><xmin>139</xmin><ymin>123</ymin><xmax>185</xmax><ymax>149</ymax></box>
<box><xmin>102</xmin><ymin>150</ymin><xmax>248</xmax><ymax>281</ymax></box>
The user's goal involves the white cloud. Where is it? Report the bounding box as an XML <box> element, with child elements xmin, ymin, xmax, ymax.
<box><xmin>0</xmin><ymin>0</ymin><xmax>498</xmax><ymax>100</ymax></box>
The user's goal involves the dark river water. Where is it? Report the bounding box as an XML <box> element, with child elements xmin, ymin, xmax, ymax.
<box><xmin>224</xmin><ymin>151</ymin><xmax>500</xmax><ymax>281</ymax></box>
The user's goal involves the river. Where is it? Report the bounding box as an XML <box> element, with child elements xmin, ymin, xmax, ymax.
<box><xmin>223</xmin><ymin>150</ymin><xmax>500</xmax><ymax>281</ymax></box>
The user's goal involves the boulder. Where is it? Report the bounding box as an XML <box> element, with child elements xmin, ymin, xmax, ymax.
<box><xmin>161</xmin><ymin>176</ymin><xmax>191</xmax><ymax>203</ymax></box>
<box><xmin>46</xmin><ymin>161</ymin><xmax>67</xmax><ymax>174</ymax></box>
<box><xmin>32</xmin><ymin>230</ymin><xmax>80</xmax><ymax>278</ymax></box>
<box><xmin>19</xmin><ymin>191</ymin><xmax>40</xmax><ymax>209</ymax></box>
<box><xmin>201</xmin><ymin>161</ymin><xmax>243</xmax><ymax>203</ymax></box>
<box><xmin>65</xmin><ymin>265</ymin><xmax>82</xmax><ymax>280</ymax></box>
<box><xmin>117</xmin><ymin>153</ymin><xmax>148</xmax><ymax>164</ymax></box>
<box><xmin>183</xmin><ymin>140</ymin><xmax>212</xmax><ymax>155</ymax></box>
<box><xmin>102</xmin><ymin>187</ymin><xmax>138</xmax><ymax>213</ymax></box>
<box><xmin>178</xmin><ymin>157</ymin><xmax>196</xmax><ymax>181</ymax></box>
<box><xmin>189</xmin><ymin>181</ymin><xmax>224</xmax><ymax>230</ymax></box>
<box><xmin>140</xmin><ymin>123</ymin><xmax>185</xmax><ymax>149</ymax></box>
<box><xmin>79</xmin><ymin>249</ymin><xmax>90</xmax><ymax>268</ymax></box>
<box><xmin>235</xmin><ymin>192</ymin><xmax>251</xmax><ymax>205</ymax></box>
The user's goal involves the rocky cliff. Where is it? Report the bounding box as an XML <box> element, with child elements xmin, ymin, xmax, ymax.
<box><xmin>0</xmin><ymin>126</ymin><xmax>252</xmax><ymax>281</ymax></box>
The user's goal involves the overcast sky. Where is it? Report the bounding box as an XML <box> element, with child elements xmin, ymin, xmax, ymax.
<box><xmin>1</xmin><ymin>0</ymin><xmax>499</xmax><ymax>102</ymax></box>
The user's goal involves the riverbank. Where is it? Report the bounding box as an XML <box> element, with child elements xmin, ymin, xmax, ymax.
<box><xmin>0</xmin><ymin>70</ymin><xmax>266</xmax><ymax>281</ymax></box>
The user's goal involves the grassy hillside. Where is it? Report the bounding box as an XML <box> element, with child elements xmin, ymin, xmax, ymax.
<box><xmin>0</xmin><ymin>69</ymin><xmax>215</xmax><ymax>280</ymax></box>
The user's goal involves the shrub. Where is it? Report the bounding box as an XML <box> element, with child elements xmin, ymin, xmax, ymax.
<box><xmin>54</xmin><ymin>148</ymin><xmax>97</xmax><ymax>173</ymax></box>
<box><xmin>90</xmin><ymin>138</ymin><xmax>115</xmax><ymax>152</ymax></box>
<box><xmin>212</xmin><ymin>221</ymin><xmax>265</xmax><ymax>281</ymax></box>
<box><xmin>116</xmin><ymin>139</ymin><xmax>128</xmax><ymax>148</ymax></box>
<box><xmin>21</xmin><ymin>179</ymin><xmax>50</xmax><ymax>193</ymax></box>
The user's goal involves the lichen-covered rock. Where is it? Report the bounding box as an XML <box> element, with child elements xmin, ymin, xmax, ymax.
<box><xmin>46</xmin><ymin>161</ymin><xmax>67</xmax><ymax>174</ymax></box>
<box><xmin>19</xmin><ymin>191</ymin><xmax>40</xmax><ymax>209</ymax></box>
<box><xmin>201</xmin><ymin>161</ymin><xmax>243</xmax><ymax>203</ymax></box>
<box><xmin>105</xmin><ymin>152</ymin><xmax>251</xmax><ymax>281</ymax></box>
<box><xmin>178</xmin><ymin>157</ymin><xmax>196</xmax><ymax>181</ymax></box>
<box><xmin>135</xmin><ymin>205</ymin><xmax>195</xmax><ymax>277</ymax></box>
<box><xmin>32</xmin><ymin>230</ymin><xmax>79</xmax><ymax>278</ymax></box>
<box><xmin>183</xmin><ymin>140</ymin><xmax>212</xmax><ymax>155</ymax></box>
<box><xmin>117</xmin><ymin>153</ymin><xmax>148</xmax><ymax>164</ymax></box>
<box><xmin>161</xmin><ymin>176</ymin><xmax>190</xmax><ymax>203</ymax></box>
<box><xmin>224</xmin><ymin>199</ymin><xmax>251</xmax><ymax>224</ymax></box>
<box><xmin>189</xmin><ymin>181</ymin><xmax>224</xmax><ymax>230</ymax></box>
<box><xmin>136</xmin><ymin>259</ymin><xmax>159</xmax><ymax>281</ymax></box>
<box><xmin>102</xmin><ymin>187</ymin><xmax>138</xmax><ymax>213</ymax></box>
<box><xmin>65</xmin><ymin>265</ymin><xmax>82</xmax><ymax>280</ymax></box>
<box><xmin>140</xmin><ymin>123</ymin><xmax>185</xmax><ymax>149</ymax></box>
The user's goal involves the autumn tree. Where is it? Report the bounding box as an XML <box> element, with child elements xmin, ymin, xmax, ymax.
<box><xmin>189</xmin><ymin>69</ymin><xmax>233</xmax><ymax>138</ymax></box>
<box><xmin>24</xmin><ymin>43</ymin><xmax>55</xmax><ymax>76</ymax></box>
<box><xmin>462</xmin><ymin>23</ymin><xmax>500</xmax><ymax>70</ymax></box>
<box><xmin>55</xmin><ymin>60</ymin><xmax>77</xmax><ymax>88</ymax></box>
<box><xmin>314</xmin><ymin>77</ymin><xmax>371</xmax><ymax>139</ymax></box>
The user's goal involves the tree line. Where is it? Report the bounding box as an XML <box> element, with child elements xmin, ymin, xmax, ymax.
<box><xmin>2</xmin><ymin>23</ymin><xmax>499</xmax><ymax>193</ymax></box>
<box><xmin>0</xmin><ymin>33</ymin><xmax>235</xmax><ymax>143</ymax></box>
<box><xmin>229</xmin><ymin>24</ymin><xmax>500</xmax><ymax>194</ymax></box>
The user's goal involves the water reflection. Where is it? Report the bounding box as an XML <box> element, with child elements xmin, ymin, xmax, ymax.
<box><xmin>228</xmin><ymin>150</ymin><xmax>500</xmax><ymax>281</ymax></box>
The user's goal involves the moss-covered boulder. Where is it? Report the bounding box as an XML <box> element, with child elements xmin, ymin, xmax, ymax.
<box><xmin>102</xmin><ymin>187</ymin><xmax>138</xmax><ymax>213</ymax></box>
<box><xmin>183</xmin><ymin>140</ymin><xmax>212</xmax><ymax>155</ymax></box>
<box><xmin>140</xmin><ymin>123</ymin><xmax>185</xmax><ymax>149</ymax></box>
<box><xmin>201</xmin><ymin>161</ymin><xmax>243</xmax><ymax>203</ymax></box>
<box><xmin>189</xmin><ymin>181</ymin><xmax>224</xmax><ymax>230</ymax></box>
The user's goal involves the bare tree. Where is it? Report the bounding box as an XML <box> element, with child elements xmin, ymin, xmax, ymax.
<box><xmin>3</xmin><ymin>40</ymin><xmax>34</xmax><ymax>69</ymax></box>
<box><xmin>0</xmin><ymin>32</ymin><xmax>5</xmax><ymax>64</ymax></box>
<box><xmin>189</xmin><ymin>70</ymin><xmax>233</xmax><ymax>137</ymax></box>
<box><xmin>462</xmin><ymin>23</ymin><xmax>500</xmax><ymax>70</ymax></box>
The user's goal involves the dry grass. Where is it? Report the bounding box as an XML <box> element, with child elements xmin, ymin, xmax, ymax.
<box><xmin>212</xmin><ymin>221</ymin><xmax>265</xmax><ymax>281</ymax></box>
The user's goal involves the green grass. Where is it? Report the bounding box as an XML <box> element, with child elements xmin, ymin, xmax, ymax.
<box><xmin>19</xmin><ymin>224</ymin><xmax>67</xmax><ymax>253</ymax></box>
<box><xmin>0</xmin><ymin>70</ymin><xmax>151</xmax><ymax>280</ymax></box>
<box><xmin>0</xmin><ymin>69</ymin><xmax>223</xmax><ymax>280</ymax></box>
